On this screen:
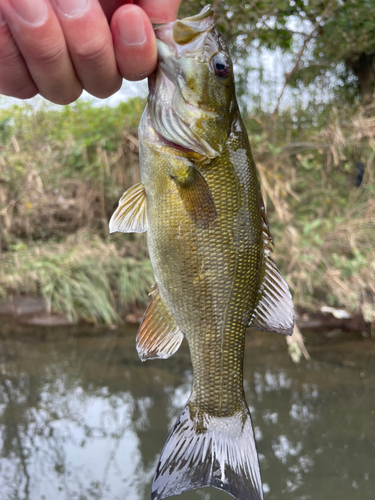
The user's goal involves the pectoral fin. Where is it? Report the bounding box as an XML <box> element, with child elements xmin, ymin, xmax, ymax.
<box><xmin>249</xmin><ymin>197</ymin><xmax>294</xmax><ymax>335</ymax></box>
<box><xmin>137</xmin><ymin>287</ymin><xmax>184</xmax><ymax>361</ymax></box>
<box><xmin>172</xmin><ymin>166</ymin><xmax>216</xmax><ymax>229</ymax></box>
<box><xmin>109</xmin><ymin>183</ymin><xmax>147</xmax><ymax>234</ymax></box>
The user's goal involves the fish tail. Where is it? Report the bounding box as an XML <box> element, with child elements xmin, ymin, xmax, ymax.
<box><xmin>151</xmin><ymin>401</ymin><xmax>264</xmax><ymax>500</ymax></box>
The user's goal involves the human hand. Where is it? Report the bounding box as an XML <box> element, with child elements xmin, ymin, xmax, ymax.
<box><xmin>0</xmin><ymin>0</ymin><xmax>182</xmax><ymax>104</ymax></box>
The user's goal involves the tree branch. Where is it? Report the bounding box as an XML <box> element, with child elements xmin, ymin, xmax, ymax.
<box><xmin>271</xmin><ymin>1</ymin><xmax>334</xmax><ymax>118</ymax></box>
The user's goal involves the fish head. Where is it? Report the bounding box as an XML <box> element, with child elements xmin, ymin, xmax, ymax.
<box><xmin>149</xmin><ymin>5</ymin><xmax>236</xmax><ymax>158</ymax></box>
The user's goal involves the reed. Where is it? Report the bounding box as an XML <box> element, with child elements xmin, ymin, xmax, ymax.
<box><xmin>0</xmin><ymin>231</ymin><xmax>153</xmax><ymax>324</ymax></box>
<box><xmin>1</xmin><ymin>99</ymin><xmax>374</xmax><ymax>325</ymax></box>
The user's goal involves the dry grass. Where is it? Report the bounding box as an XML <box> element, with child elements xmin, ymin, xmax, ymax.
<box><xmin>1</xmin><ymin>100</ymin><xmax>374</xmax><ymax>325</ymax></box>
<box><xmin>0</xmin><ymin>139</ymin><xmax>140</xmax><ymax>243</ymax></box>
<box><xmin>0</xmin><ymin>100</ymin><xmax>144</xmax><ymax>247</ymax></box>
<box><xmin>255</xmin><ymin>105</ymin><xmax>375</xmax><ymax>324</ymax></box>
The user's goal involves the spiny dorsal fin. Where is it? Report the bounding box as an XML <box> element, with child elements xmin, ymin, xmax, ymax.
<box><xmin>249</xmin><ymin>194</ymin><xmax>294</xmax><ymax>335</ymax></box>
<box><xmin>136</xmin><ymin>287</ymin><xmax>184</xmax><ymax>361</ymax></box>
<box><xmin>260</xmin><ymin>191</ymin><xmax>274</xmax><ymax>251</ymax></box>
<box><xmin>109</xmin><ymin>182</ymin><xmax>147</xmax><ymax>234</ymax></box>
<box><xmin>172</xmin><ymin>166</ymin><xmax>216</xmax><ymax>229</ymax></box>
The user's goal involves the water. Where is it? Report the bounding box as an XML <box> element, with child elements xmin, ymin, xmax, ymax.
<box><xmin>0</xmin><ymin>321</ymin><xmax>374</xmax><ymax>500</ymax></box>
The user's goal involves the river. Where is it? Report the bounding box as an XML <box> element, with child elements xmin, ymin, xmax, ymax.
<box><xmin>0</xmin><ymin>320</ymin><xmax>374</xmax><ymax>500</ymax></box>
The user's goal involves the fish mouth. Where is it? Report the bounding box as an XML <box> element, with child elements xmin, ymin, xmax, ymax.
<box><xmin>153</xmin><ymin>5</ymin><xmax>214</xmax><ymax>38</ymax></box>
<box><xmin>152</xmin><ymin>5</ymin><xmax>214</xmax><ymax>34</ymax></box>
<box><xmin>179</xmin><ymin>4</ymin><xmax>213</xmax><ymax>22</ymax></box>
<box><xmin>153</xmin><ymin>5</ymin><xmax>214</xmax><ymax>71</ymax></box>
<box><xmin>148</xmin><ymin>6</ymin><xmax>219</xmax><ymax>158</ymax></box>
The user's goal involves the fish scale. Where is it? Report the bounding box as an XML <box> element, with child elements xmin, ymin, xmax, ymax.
<box><xmin>188</xmin><ymin>136</ymin><xmax>261</xmax><ymax>416</ymax></box>
<box><xmin>109</xmin><ymin>5</ymin><xmax>294</xmax><ymax>500</ymax></box>
<box><xmin>144</xmin><ymin>132</ymin><xmax>257</xmax><ymax>414</ymax></box>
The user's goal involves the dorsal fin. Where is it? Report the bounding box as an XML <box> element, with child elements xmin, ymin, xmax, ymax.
<box><xmin>249</xmin><ymin>193</ymin><xmax>294</xmax><ymax>335</ymax></box>
<box><xmin>259</xmin><ymin>191</ymin><xmax>274</xmax><ymax>250</ymax></box>
<box><xmin>136</xmin><ymin>287</ymin><xmax>184</xmax><ymax>361</ymax></box>
<box><xmin>109</xmin><ymin>182</ymin><xmax>148</xmax><ymax>234</ymax></box>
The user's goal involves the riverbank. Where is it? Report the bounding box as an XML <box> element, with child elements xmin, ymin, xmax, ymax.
<box><xmin>0</xmin><ymin>292</ymin><xmax>371</xmax><ymax>339</ymax></box>
<box><xmin>0</xmin><ymin>100</ymin><xmax>374</xmax><ymax>328</ymax></box>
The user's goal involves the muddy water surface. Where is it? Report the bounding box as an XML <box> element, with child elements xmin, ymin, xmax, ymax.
<box><xmin>0</xmin><ymin>321</ymin><xmax>374</xmax><ymax>500</ymax></box>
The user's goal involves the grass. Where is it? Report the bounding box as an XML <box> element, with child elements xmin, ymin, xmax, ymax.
<box><xmin>0</xmin><ymin>231</ymin><xmax>154</xmax><ymax>325</ymax></box>
<box><xmin>253</xmin><ymin>104</ymin><xmax>375</xmax><ymax>324</ymax></box>
<box><xmin>0</xmin><ymin>99</ymin><xmax>374</xmax><ymax>326</ymax></box>
<box><xmin>0</xmin><ymin>99</ymin><xmax>144</xmax><ymax>245</ymax></box>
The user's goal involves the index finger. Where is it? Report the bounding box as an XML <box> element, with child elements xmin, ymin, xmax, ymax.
<box><xmin>134</xmin><ymin>0</ymin><xmax>181</xmax><ymax>23</ymax></box>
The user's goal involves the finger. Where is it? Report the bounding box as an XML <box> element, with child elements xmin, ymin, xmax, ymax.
<box><xmin>111</xmin><ymin>4</ymin><xmax>157</xmax><ymax>81</ymax></box>
<box><xmin>2</xmin><ymin>0</ymin><xmax>82</xmax><ymax>105</ymax></box>
<box><xmin>51</xmin><ymin>0</ymin><xmax>122</xmax><ymax>99</ymax></box>
<box><xmin>0</xmin><ymin>14</ymin><xmax>37</xmax><ymax>98</ymax></box>
<box><xmin>100</xmin><ymin>0</ymin><xmax>133</xmax><ymax>21</ymax></box>
<box><xmin>135</xmin><ymin>0</ymin><xmax>181</xmax><ymax>23</ymax></box>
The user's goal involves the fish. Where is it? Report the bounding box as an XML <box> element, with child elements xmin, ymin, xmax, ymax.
<box><xmin>109</xmin><ymin>5</ymin><xmax>294</xmax><ymax>500</ymax></box>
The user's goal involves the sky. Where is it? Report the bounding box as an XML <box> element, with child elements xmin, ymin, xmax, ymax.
<box><xmin>0</xmin><ymin>79</ymin><xmax>148</xmax><ymax>110</ymax></box>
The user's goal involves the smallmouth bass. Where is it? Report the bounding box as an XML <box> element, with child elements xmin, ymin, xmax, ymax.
<box><xmin>110</xmin><ymin>5</ymin><xmax>294</xmax><ymax>500</ymax></box>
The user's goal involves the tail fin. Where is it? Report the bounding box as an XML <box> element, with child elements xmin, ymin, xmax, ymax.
<box><xmin>152</xmin><ymin>402</ymin><xmax>264</xmax><ymax>500</ymax></box>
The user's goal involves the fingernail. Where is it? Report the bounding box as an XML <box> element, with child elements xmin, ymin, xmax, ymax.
<box><xmin>54</xmin><ymin>0</ymin><xmax>89</xmax><ymax>18</ymax></box>
<box><xmin>119</xmin><ymin>7</ymin><xmax>146</xmax><ymax>46</ymax></box>
<box><xmin>10</xmin><ymin>0</ymin><xmax>48</xmax><ymax>25</ymax></box>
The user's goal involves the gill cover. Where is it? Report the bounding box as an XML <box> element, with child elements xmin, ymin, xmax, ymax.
<box><xmin>148</xmin><ymin>5</ymin><xmax>236</xmax><ymax>158</ymax></box>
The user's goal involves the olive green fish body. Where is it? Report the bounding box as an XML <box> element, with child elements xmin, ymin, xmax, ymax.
<box><xmin>109</xmin><ymin>6</ymin><xmax>294</xmax><ymax>500</ymax></box>
<box><xmin>141</xmin><ymin>109</ymin><xmax>262</xmax><ymax>418</ymax></box>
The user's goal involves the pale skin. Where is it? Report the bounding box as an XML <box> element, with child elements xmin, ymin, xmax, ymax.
<box><xmin>0</xmin><ymin>0</ymin><xmax>182</xmax><ymax>104</ymax></box>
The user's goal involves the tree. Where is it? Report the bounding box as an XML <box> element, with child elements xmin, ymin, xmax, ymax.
<box><xmin>179</xmin><ymin>0</ymin><xmax>375</xmax><ymax>103</ymax></box>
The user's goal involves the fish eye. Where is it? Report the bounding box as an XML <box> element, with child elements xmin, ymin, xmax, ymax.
<box><xmin>211</xmin><ymin>53</ymin><xmax>231</xmax><ymax>79</ymax></box>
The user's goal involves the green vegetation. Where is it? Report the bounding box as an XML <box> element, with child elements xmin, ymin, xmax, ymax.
<box><xmin>0</xmin><ymin>231</ymin><xmax>153</xmax><ymax>324</ymax></box>
<box><xmin>1</xmin><ymin>2</ymin><xmax>374</xmax><ymax>326</ymax></box>
<box><xmin>0</xmin><ymin>97</ymin><xmax>374</xmax><ymax>325</ymax></box>
<box><xmin>0</xmin><ymin>98</ymin><xmax>153</xmax><ymax>324</ymax></box>
<box><xmin>181</xmin><ymin>0</ymin><xmax>375</xmax><ymax>102</ymax></box>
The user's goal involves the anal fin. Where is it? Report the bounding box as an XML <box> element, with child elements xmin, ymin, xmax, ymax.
<box><xmin>109</xmin><ymin>182</ymin><xmax>147</xmax><ymax>234</ymax></box>
<box><xmin>137</xmin><ymin>287</ymin><xmax>184</xmax><ymax>361</ymax></box>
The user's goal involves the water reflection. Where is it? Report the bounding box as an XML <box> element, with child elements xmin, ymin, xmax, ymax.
<box><xmin>0</xmin><ymin>323</ymin><xmax>374</xmax><ymax>500</ymax></box>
